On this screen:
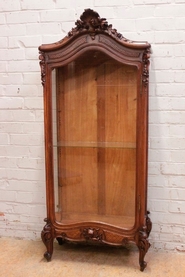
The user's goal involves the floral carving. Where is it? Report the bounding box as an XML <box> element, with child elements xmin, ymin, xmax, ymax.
<box><xmin>68</xmin><ymin>9</ymin><xmax>127</xmax><ymax>41</ymax></box>
<box><xmin>142</xmin><ymin>48</ymin><xmax>150</xmax><ymax>92</ymax></box>
<box><xmin>39</xmin><ymin>51</ymin><xmax>46</xmax><ymax>86</ymax></box>
<box><xmin>81</xmin><ymin>227</ymin><xmax>105</xmax><ymax>242</ymax></box>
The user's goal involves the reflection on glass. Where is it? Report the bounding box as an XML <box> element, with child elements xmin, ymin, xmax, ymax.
<box><xmin>52</xmin><ymin>51</ymin><xmax>137</xmax><ymax>228</ymax></box>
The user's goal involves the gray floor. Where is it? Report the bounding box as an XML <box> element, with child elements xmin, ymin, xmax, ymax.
<box><xmin>0</xmin><ymin>237</ymin><xmax>185</xmax><ymax>277</ymax></box>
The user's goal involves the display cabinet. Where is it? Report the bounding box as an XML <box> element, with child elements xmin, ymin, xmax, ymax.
<box><xmin>39</xmin><ymin>9</ymin><xmax>152</xmax><ymax>271</ymax></box>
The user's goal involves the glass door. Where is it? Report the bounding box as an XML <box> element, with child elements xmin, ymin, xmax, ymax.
<box><xmin>52</xmin><ymin>51</ymin><xmax>137</xmax><ymax>228</ymax></box>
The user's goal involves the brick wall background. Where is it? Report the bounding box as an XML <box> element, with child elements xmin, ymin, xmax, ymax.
<box><xmin>0</xmin><ymin>0</ymin><xmax>185</xmax><ymax>251</ymax></box>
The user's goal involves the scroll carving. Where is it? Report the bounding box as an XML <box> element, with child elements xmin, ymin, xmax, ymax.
<box><xmin>39</xmin><ymin>51</ymin><xmax>46</xmax><ymax>86</ymax></box>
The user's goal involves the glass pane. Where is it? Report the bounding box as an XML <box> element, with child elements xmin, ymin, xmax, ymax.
<box><xmin>52</xmin><ymin>69</ymin><xmax>59</xmax><ymax>213</ymax></box>
<box><xmin>52</xmin><ymin>51</ymin><xmax>137</xmax><ymax>228</ymax></box>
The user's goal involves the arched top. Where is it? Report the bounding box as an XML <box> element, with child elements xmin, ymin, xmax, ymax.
<box><xmin>39</xmin><ymin>9</ymin><xmax>150</xmax><ymax>52</ymax></box>
<box><xmin>39</xmin><ymin>9</ymin><xmax>151</xmax><ymax>89</ymax></box>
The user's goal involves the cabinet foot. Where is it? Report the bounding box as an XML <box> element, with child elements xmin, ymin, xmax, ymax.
<box><xmin>138</xmin><ymin>236</ymin><xmax>150</xmax><ymax>271</ymax></box>
<box><xmin>56</xmin><ymin>237</ymin><xmax>64</xmax><ymax>245</ymax></box>
<box><xmin>140</xmin><ymin>260</ymin><xmax>147</xmax><ymax>272</ymax></box>
<box><xmin>137</xmin><ymin>231</ymin><xmax>151</xmax><ymax>270</ymax></box>
<box><xmin>44</xmin><ymin>251</ymin><xmax>52</xmax><ymax>262</ymax></box>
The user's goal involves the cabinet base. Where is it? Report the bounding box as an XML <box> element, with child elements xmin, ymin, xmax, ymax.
<box><xmin>41</xmin><ymin>214</ymin><xmax>152</xmax><ymax>271</ymax></box>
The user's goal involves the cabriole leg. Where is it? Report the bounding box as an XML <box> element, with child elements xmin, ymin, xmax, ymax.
<box><xmin>137</xmin><ymin>230</ymin><xmax>151</xmax><ymax>271</ymax></box>
<box><xmin>41</xmin><ymin>218</ymin><xmax>54</xmax><ymax>261</ymax></box>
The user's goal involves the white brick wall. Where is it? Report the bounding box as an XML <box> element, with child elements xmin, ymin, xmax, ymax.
<box><xmin>0</xmin><ymin>0</ymin><xmax>185</xmax><ymax>251</ymax></box>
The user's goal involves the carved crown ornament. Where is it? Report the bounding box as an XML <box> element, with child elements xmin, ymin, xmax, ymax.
<box><xmin>39</xmin><ymin>8</ymin><xmax>151</xmax><ymax>51</ymax></box>
<box><xmin>67</xmin><ymin>9</ymin><xmax>125</xmax><ymax>41</ymax></box>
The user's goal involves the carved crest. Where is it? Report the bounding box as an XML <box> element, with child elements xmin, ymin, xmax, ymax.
<box><xmin>68</xmin><ymin>9</ymin><xmax>126</xmax><ymax>41</ymax></box>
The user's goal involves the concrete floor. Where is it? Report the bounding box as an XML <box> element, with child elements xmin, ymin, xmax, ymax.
<box><xmin>0</xmin><ymin>237</ymin><xmax>185</xmax><ymax>277</ymax></box>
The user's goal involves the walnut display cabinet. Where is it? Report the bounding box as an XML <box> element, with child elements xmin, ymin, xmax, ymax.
<box><xmin>39</xmin><ymin>9</ymin><xmax>152</xmax><ymax>271</ymax></box>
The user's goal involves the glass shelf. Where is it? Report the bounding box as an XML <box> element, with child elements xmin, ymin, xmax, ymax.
<box><xmin>53</xmin><ymin>141</ymin><xmax>136</xmax><ymax>149</ymax></box>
